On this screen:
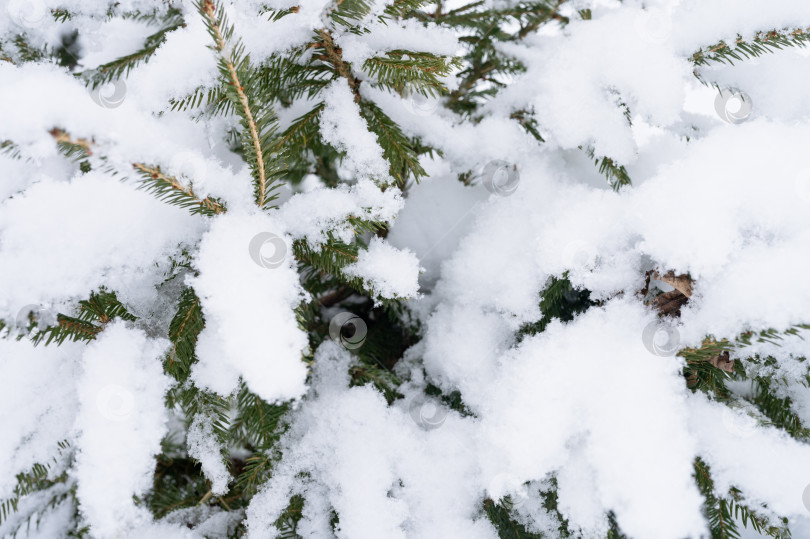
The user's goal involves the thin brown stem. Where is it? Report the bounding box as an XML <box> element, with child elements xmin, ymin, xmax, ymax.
<box><xmin>133</xmin><ymin>163</ymin><xmax>226</xmax><ymax>214</ymax></box>
<box><xmin>319</xmin><ymin>29</ymin><xmax>361</xmax><ymax>103</ymax></box>
<box><xmin>201</xmin><ymin>0</ymin><xmax>267</xmax><ymax>207</ymax></box>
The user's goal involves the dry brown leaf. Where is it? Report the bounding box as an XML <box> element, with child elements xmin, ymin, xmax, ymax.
<box><xmin>653</xmin><ymin>270</ymin><xmax>693</xmax><ymax>298</ymax></box>
<box><xmin>654</xmin><ymin>289</ymin><xmax>689</xmax><ymax>316</ymax></box>
<box><xmin>708</xmin><ymin>351</ymin><xmax>735</xmax><ymax>373</ymax></box>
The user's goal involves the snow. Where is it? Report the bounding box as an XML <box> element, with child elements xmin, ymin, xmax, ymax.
<box><xmin>246</xmin><ymin>341</ymin><xmax>493</xmax><ymax>539</ymax></box>
<box><xmin>320</xmin><ymin>79</ymin><xmax>391</xmax><ymax>182</ymax></box>
<box><xmin>0</xmin><ymin>171</ymin><xmax>203</xmax><ymax>313</ymax></box>
<box><xmin>74</xmin><ymin>323</ymin><xmax>173</xmax><ymax>536</ymax></box>
<box><xmin>0</xmin><ymin>339</ymin><xmax>81</xmax><ymax>500</ymax></box>
<box><xmin>190</xmin><ymin>211</ymin><xmax>309</xmax><ymax>402</ymax></box>
<box><xmin>187</xmin><ymin>415</ymin><xmax>230</xmax><ymax>495</ymax></box>
<box><xmin>278</xmin><ymin>178</ymin><xmax>404</xmax><ymax>245</ymax></box>
<box><xmin>4</xmin><ymin>0</ymin><xmax>810</xmax><ymax>536</ymax></box>
<box><xmin>339</xmin><ymin>19</ymin><xmax>461</xmax><ymax>66</ymax></box>
<box><xmin>343</xmin><ymin>236</ymin><xmax>422</xmax><ymax>300</ymax></box>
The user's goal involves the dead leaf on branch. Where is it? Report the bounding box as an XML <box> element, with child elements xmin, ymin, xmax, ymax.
<box><xmin>653</xmin><ymin>289</ymin><xmax>689</xmax><ymax>317</ymax></box>
<box><xmin>653</xmin><ymin>270</ymin><xmax>693</xmax><ymax>298</ymax></box>
<box><xmin>708</xmin><ymin>350</ymin><xmax>735</xmax><ymax>373</ymax></box>
<box><xmin>643</xmin><ymin>270</ymin><xmax>694</xmax><ymax>317</ymax></box>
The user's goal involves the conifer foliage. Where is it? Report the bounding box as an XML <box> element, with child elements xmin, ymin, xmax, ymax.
<box><xmin>2</xmin><ymin>0</ymin><xmax>810</xmax><ymax>538</ymax></box>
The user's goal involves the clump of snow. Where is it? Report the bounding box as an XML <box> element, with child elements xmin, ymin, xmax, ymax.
<box><xmin>247</xmin><ymin>341</ymin><xmax>492</xmax><ymax>539</ymax></box>
<box><xmin>278</xmin><ymin>179</ymin><xmax>404</xmax><ymax>246</ymax></box>
<box><xmin>386</xmin><ymin>170</ymin><xmax>486</xmax><ymax>288</ymax></box>
<box><xmin>187</xmin><ymin>415</ymin><xmax>230</xmax><ymax>495</ymax></box>
<box><xmin>190</xmin><ymin>211</ymin><xmax>309</xmax><ymax>402</ymax></box>
<box><xmin>0</xmin><ymin>171</ymin><xmax>202</xmax><ymax>311</ymax></box>
<box><xmin>74</xmin><ymin>323</ymin><xmax>173</xmax><ymax>537</ymax></box>
<box><xmin>0</xmin><ymin>339</ymin><xmax>82</xmax><ymax>500</ymax></box>
<box><xmin>320</xmin><ymin>79</ymin><xmax>391</xmax><ymax>181</ymax></box>
<box><xmin>339</xmin><ymin>19</ymin><xmax>460</xmax><ymax>66</ymax></box>
<box><xmin>343</xmin><ymin>237</ymin><xmax>422</xmax><ymax>300</ymax></box>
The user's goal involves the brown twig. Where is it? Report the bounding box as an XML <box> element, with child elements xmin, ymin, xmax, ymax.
<box><xmin>201</xmin><ymin>0</ymin><xmax>267</xmax><ymax>207</ymax></box>
<box><xmin>133</xmin><ymin>163</ymin><xmax>226</xmax><ymax>215</ymax></box>
<box><xmin>319</xmin><ymin>29</ymin><xmax>361</xmax><ymax>103</ymax></box>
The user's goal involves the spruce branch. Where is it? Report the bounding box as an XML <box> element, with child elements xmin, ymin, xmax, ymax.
<box><xmin>82</xmin><ymin>9</ymin><xmax>185</xmax><ymax>87</ymax></box>
<box><xmin>47</xmin><ymin>129</ymin><xmax>226</xmax><ymax>215</ymax></box>
<box><xmin>694</xmin><ymin>458</ymin><xmax>791</xmax><ymax>539</ymax></box>
<box><xmin>259</xmin><ymin>46</ymin><xmax>335</xmax><ymax>105</ymax></box>
<box><xmin>49</xmin><ymin>128</ymin><xmax>92</xmax><ymax>158</ymax></box>
<box><xmin>384</xmin><ymin>0</ymin><xmax>432</xmax><ymax>19</ymax></box>
<box><xmin>513</xmin><ymin>0</ymin><xmax>567</xmax><ymax>40</ymax></box>
<box><xmin>483</xmin><ymin>497</ymin><xmax>544</xmax><ymax>538</ymax></box>
<box><xmin>327</xmin><ymin>0</ymin><xmax>376</xmax><ymax>27</ymax></box>
<box><xmin>691</xmin><ymin>28</ymin><xmax>810</xmax><ymax>67</ymax></box>
<box><xmin>0</xmin><ymin>140</ymin><xmax>26</xmax><ymax>160</ymax></box>
<box><xmin>359</xmin><ymin>100</ymin><xmax>427</xmax><ymax>186</ymax></box>
<box><xmin>517</xmin><ymin>276</ymin><xmax>595</xmax><ymax>341</ymax></box>
<box><xmin>199</xmin><ymin>0</ymin><xmax>279</xmax><ymax>208</ymax></box>
<box><xmin>318</xmin><ymin>29</ymin><xmax>361</xmax><ymax>102</ymax></box>
<box><xmin>681</xmin><ymin>325</ymin><xmax>810</xmax><ymax>398</ymax></box>
<box><xmin>165</xmin><ymin>287</ymin><xmax>206</xmax><ymax>383</ymax></box>
<box><xmin>583</xmin><ymin>146</ymin><xmax>632</xmax><ymax>191</ymax></box>
<box><xmin>362</xmin><ymin>50</ymin><xmax>461</xmax><ymax>97</ymax></box>
<box><xmin>0</xmin><ymin>439</ymin><xmax>72</xmax><ymax>532</ymax></box>
<box><xmin>169</xmin><ymin>86</ymin><xmax>230</xmax><ymax>115</ymax></box>
<box><xmin>751</xmin><ymin>378</ymin><xmax>810</xmax><ymax>440</ymax></box>
<box><xmin>133</xmin><ymin>163</ymin><xmax>226</xmax><ymax>216</ymax></box>
<box><xmin>510</xmin><ymin>110</ymin><xmax>545</xmax><ymax>143</ymax></box>
<box><xmin>30</xmin><ymin>290</ymin><xmax>135</xmax><ymax>346</ymax></box>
